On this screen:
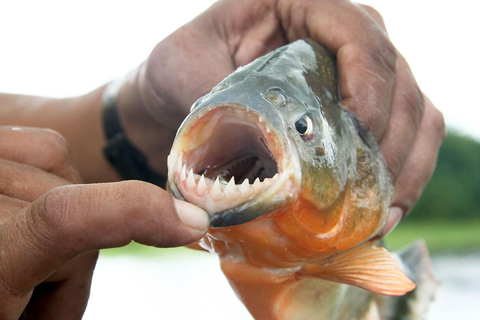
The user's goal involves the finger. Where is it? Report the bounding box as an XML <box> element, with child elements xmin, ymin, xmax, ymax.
<box><xmin>0</xmin><ymin>158</ymin><xmax>70</xmax><ymax>202</ymax></box>
<box><xmin>379</xmin><ymin>54</ymin><xmax>425</xmax><ymax>180</ymax></box>
<box><xmin>359</xmin><ymin>4</ymin><xmax>388</xmax><ymax>31</ymax></box>
<box><xmin>0</xmin><ymin>181</ymin><xmax>209</xmax><ymax>319</ymax></box>
<box><xmin>0</xmin><ymin>126</ymin><xmax>81</xmax><ymax>183</ymax></box>
<box><xmin>278</xmin><ymin>0</ymin><xmax>397</xmax><ymax>140</ymax></box>
<box><xmin>360</xmin><ymin>6</ymin><xmax>425</xmax><ymax>181</ymax></box>
<box><xmin>0</xmin><ymin>194</ymin><xmax>28</xmax><ymax>223</ymax></box>
<box><xmin>382</xmin><ymin>96</ymin><xmax>445</xmax><ymax>236</ymax></box>
<box><xmin>22</xmin><ymin>252</ymin><xmax>98</xmax><ymax>320</ymax></box>
<box><xmin>209</xmin><ymin>0</ymin><xmax>287</xmax><ymax>67</ymax></box>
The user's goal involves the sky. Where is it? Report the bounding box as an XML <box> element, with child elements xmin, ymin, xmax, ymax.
<box><xmin>1</xmin><ymin>0</ymin><xmax>479</xmax><ymax>140</ymax></box>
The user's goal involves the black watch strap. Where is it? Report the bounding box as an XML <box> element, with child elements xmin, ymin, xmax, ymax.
<box><xmin>102</xmin><ymin>81</ymin><xmax>166</xmax><ymax>188</ymax></box>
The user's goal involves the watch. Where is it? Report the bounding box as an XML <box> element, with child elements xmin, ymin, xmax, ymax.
<box><xmin>102</xmin><ymin>80</ymin><xmax>166</xmax><ymax>188</ymax></box>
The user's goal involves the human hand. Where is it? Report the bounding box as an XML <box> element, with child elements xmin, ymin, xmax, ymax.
<box><xmin>114</xmin><ymin>0</ymin><xmax>444</xmax><ymax>235</ymax></box>
<box><xmin>0</xmin><ymin>126</ymin><xmax>209</xmax><ymax>319</ymax></box>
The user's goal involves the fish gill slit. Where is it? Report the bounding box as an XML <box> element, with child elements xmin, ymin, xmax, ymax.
<box><xmin>255</xmin><ymin>47</ymin><xmax>288</xmax><ymax>72</ymax></box>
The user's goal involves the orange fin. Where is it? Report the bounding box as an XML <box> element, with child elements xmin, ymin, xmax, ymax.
<box><xmin>299</xmin><ymin>242</ymin><xmax>416</xmax><ymax>296</ymax></box>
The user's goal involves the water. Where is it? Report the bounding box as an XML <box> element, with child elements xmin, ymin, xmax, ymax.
<box><xmin>83</xmin><ymin>251</ymin><xmax>480</xmax><ymax>319</ymax></box>
<box><xmin>83</xmin><ymin>251</ymin><xmax>252</xmax><ymax>320</ymax></box>
<box><xmin>428</xmin><ymin>253</ymin><xmax>480</xmax><ymax>319</ymax></box>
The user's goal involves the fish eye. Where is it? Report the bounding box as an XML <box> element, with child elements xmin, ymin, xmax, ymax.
<box><xmin>295</xmin><ymin>115</ymin><xmax>314</xmax><ymax>141</ymax></box>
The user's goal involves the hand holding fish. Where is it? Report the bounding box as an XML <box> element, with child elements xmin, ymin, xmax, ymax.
<box><xmin>0</xmin><ymin>126</ymin><xmax>209</xmax><ymax>319</ymax></box>
<box><xmin>112</xmin><ymin>0</ymin><xmax>445</xmax><ymax>235</ymax></box>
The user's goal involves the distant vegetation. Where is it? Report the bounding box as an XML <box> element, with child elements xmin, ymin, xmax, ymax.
<box><xmin>386</xmin><ymin>130</ymin><xmax>480</xmax><ymax>253</ymax></box>
<box><xmin>406</xmin><ymin>130</ymin><xmax>480</xmax><ymax>222</ymax></box>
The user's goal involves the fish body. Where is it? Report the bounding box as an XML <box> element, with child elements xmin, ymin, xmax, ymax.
<box><xmin>167</xmin><ymin>40</ymin><xmax>434</xmax><ymax>319</ymax></box>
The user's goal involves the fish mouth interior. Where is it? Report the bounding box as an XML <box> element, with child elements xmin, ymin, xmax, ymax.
<box><xmin>193</xmin><ymin>123</ymin><xmax>278</xmax><ymax>184</ymax></box>
<box><xmin>170</xmin><ymin>105</ymin><xmax>286</xmax><ymax>215</ymax></box>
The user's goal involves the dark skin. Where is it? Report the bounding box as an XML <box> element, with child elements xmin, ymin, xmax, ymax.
<box><xmin>0</xmin><ymin>0</ymin><xmax>444</xmax><ymax>318</ymax></box>
<box><xmin>0</xmin><ymin>127</ymin><xmax>208</xmax><ymax>319</ymax></box>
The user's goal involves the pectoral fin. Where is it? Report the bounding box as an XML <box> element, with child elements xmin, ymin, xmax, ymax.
<box><xmin>299</xmin><ymin>242</ymin><xmax>416</xmax><ymax>296</ymax></box>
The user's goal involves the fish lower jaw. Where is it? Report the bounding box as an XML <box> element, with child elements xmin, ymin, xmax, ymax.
<box><xmin>174</xmin><ymin>158</ymin><xmax>288</xmax><ymax>214</ymax></box>
<box><xmin>174</xmin><ymin>162</ymin><xmax>282</xmax><ymax>214</ymax></box>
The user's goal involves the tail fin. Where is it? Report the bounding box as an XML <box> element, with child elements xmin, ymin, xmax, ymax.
<box><xmin>376</xmin><ymin>240</ymin><xmax>439</xmax><ymax>319</ymax></box>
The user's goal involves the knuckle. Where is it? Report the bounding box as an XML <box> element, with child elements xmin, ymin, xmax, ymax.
<box><xmin>368</xmin><ymin>107</ymin><xmax>390</xmax><ymax>138</ymax></box>
<box><xmin>14</xmin><ymin>188</ymin><xmax>73</xmax><ymax>266</ymax></box>
<box><xmin>31</xmin><ymin>186</ymin><xmax>80</xmax><ymax>252</ymax></box>
<box><xmin>403</xmin><ymin>85</ymin><xmax>425</xmax><ymax>129</ymax></box>
<box><xmin>360</xmin><ymin>4</ymin><xmax>386</xmax><ymax>29</ymax></box>
<box><xmin>40</xmin><ymin>129</ymin><xmax>80</xmax><ymax>183</ymax></box>
<box><xmin>42</xmin><ymin>129</ymin><xmax>73</xmax><ymax>166</ymax></box>
<box><xmin>429</xmin><ymin>107</ymin><xmax>446</xmax><ymax>140</ymax></box>
<box><xmin>30</xmin><ymin>188</ymin><xmax>68</xmax><ymax>244</ymax></box>
<box><xmin>369</xmin><ymin>38</ymin><xmax>397</xmax><ymax>77</ymax></box>
<box><xmin>387</xmin><ymin>154</ymin><xmax>403</xmax><ymax>182</ymax></box>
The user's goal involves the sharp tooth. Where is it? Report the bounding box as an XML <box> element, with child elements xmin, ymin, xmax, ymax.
<box><xmin>198</xmin><ymin>174</ymin><xmax>207</xmax><ymax>191</ymax></box>
<box><xmin>180</xmin><ymin>164</ymin><xmax>187</xmax><ymax>181</ymax></box>
<box><xmin>196</xmin><ymin>174</ymin><xmax>209</xmax><ymax>196</ymax></box>
<box><xmin>240</xmin><ymin>179</ymin><xmax>255</xmax><ymax>198</ymax></box>
<box><xmin>271</xmin><ymin>173</ymin><xmax>279</xmax><ymax>181</ymax></box>
<box><xmin>167</xmin><ymin>154</ymin><xmax>176</xmax><ymax>171</ymax></box>
<box><xmin>225</xmin><ymin>177</ymin><xmax>240</xmax><ymax>201</ymax></box>
<box><xmin>186</xmin><ymin>169</ymin><xmax>196</xmax><ymax>189</ymax></box>
<box><xmin>253</xmin><ymin>177</ymin><xmax>262</xmax><ymax>192</ymax></box>
<box><xmin>266</xmin><ymin>126</ymin><xmax>271</xmax><ymax>133</ymax></box>
<box><xmin>178</xmin><ymin>151</ymin><xmax>185</xmax><ymax>167</ymax></box>
<box><xmin>258</xmin><ymin>116</ymin><xmax>264</xmax><ymax>123</ymax></box>
<box><xmin>212</xmin><ymin>177</ymin><xmax>224</xmax><ymax>201</ymax></box>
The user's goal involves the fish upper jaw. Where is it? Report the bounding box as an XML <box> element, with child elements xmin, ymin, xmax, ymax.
<box><xmin>167</xmin><ymin>104</ymin><xmax>301</xmax><ymax>226</ymax></box>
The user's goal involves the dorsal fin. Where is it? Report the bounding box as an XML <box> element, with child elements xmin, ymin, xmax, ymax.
<box><xmin>298</xmin><ymin>242</ymin><xmax>416</xmax><ymax>296</ymax></box>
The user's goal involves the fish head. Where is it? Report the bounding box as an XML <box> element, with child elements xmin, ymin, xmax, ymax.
<box><xmin>167</xmin><ymin>40</ymin><xmax>392</xmax><ymax>253</ymax></box>
<box><xmin>166</xmin><ymin>77</ymin><xmax>303</xmax><ymax>226</ymax></box>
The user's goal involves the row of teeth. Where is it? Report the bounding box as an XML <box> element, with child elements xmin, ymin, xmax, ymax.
<box><xmin>179</xmin><ymin>164</ymin><xmax>279</xmax><ymax>202</ymax></box>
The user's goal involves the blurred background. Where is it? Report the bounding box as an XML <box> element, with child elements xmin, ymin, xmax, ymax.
<box><xmin>1</xmin><ymin>0</ymin><xmax>479</xmax><ymax>319</ymax></box>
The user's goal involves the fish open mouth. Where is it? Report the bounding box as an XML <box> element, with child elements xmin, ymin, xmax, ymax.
<box><xmin>168</xmin><ymin>105</ymin><xmax>295</xmax><ymax>220</ymax></box>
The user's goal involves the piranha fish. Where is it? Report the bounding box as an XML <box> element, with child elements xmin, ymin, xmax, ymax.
<box><xmin>167</xmin><ymin>40</ymin><xmax>436</xmax><ymax>319</ymax></box>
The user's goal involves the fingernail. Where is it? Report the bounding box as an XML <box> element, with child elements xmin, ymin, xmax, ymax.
<box><xmin>173</xmin><ymin>199</ymin><xmax>210</xmax><ymax>232</ymax></box>
<box><xmin>382</xmin><ymin>206</ymin><xmax>403</xmax><ymax>236</ymax></box>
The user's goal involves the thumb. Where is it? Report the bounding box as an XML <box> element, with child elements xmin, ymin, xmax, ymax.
<box><xmin>0</xmin><ymin>181</ymin><xmax>209</xmax><ymax>318</ymax></box>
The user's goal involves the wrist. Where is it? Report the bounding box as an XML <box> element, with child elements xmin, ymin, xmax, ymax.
<box><xmin>60</xmin><ymin>88</ymin><xmax>121</xmax><ymax>183</ymax></box>
<box><xmin>0</xmin><ymin>90</ymin><xmax>120</xmax><ymax>183</ymax></box>
<box><xmin>114</xmin><ymin>68</ymin><xmax>178</xmax><ymax>178</ymax></box>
